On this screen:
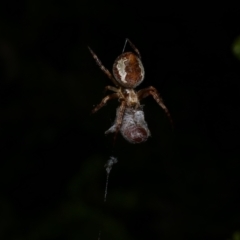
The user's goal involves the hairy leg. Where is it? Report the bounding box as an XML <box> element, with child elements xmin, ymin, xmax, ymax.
<box><xmin>114</xmin><ymin>101</ymin><xmax>126</xmax><ymax>142</ymax></box>
<box><xmin>122</xmin><ymin>38</ymin><xmax>141</xmax><ymax>58</ymax></box>
<box><xmin>104</xmin><ymin>85</ymin><xmax>119</xmax><ymax>94</ymax></box>
<box><xmin>88</xmin><ymin>47</ymin><xmax>119</xmax><ymax>86</ymax></box>
<box><xmin>92</xmin><ymin>93</ymin><xmax>118</xmax><ymax>114</ymax></box>
<box><xmin>137</xmin><ymin>86</ymin><xmax>173</xmax><ymax>125</ymax></box>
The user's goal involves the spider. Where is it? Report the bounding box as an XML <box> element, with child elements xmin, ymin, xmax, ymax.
<box><xmin>88</xmin><ymin>39</ymin><xmax>172</xmax><ymax>143</ymax></box>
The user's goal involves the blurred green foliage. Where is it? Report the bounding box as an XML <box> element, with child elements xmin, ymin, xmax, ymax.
<box><xmin>233</xmin><ymin>232</ymin><xmax>240</xmax><ymax>240</ymax></box>
<box><xmin>232</xmin><ymin>36</ymin><xmax>240</xmax><ymax>60</ymax></box>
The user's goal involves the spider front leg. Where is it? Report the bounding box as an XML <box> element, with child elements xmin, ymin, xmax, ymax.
<box><xmin>113</xmin><ymin>101</ymin><xmax>126</xmax><ymax>142</ymax></box>
<box><xmin>92</xmin><ymin>93</ymin><xmax>118</xmax><ymax>114</ymax></box>
<box><xmin>123</xmin><ymin>38</ymin><xmax>141</xmax><ymax>58</ymax></box>
<box><xmin>88</xmin><ymin>47</ymin><xmax>119</xmax><ymax>87</ymax></box>
<box><xmin>137</xmin><ymin>86</ymin><xmax>173</xmax><ymax>125</ymax></box>
<box><xmin>104</xmin><ymin>85</ymin><xmax>119</xmax><ymax>94</ymax></box>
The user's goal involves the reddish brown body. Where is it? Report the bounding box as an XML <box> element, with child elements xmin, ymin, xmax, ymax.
<box><xmin>113</xmin><ymin>52</ymin><xmax>144</xmax><ymax>88</ymax></box>
<box><xmin>88</xmin><ymin>39</ymin><xmax>172</xmax><ymax>143</ymax></box>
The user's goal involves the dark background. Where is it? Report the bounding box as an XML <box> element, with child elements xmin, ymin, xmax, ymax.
<box><xmin>1</xmin><ymin>2</ymin><xmax>240</xmax><ymax>240</ymax></box>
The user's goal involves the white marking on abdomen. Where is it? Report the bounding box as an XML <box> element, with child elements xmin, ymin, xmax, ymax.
<box><xmin>116</xmin><ymin>58</ymin><xmax>128</xmax><ymax>83</ymax></box>
<box><xmin>138</xmin><ymin>59</ymin><xmax>145</xmax><ymax>79</ymax></box>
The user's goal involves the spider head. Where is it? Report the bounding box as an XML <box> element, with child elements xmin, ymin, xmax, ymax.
<box><xmin>113</xmin><ymin>52</ymin><xmax>145</xmax><ymax>88</ymax></box>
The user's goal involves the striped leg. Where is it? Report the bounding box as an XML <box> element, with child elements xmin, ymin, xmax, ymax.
<box><xmin>114</xmin><ymin>101</ymin><xmax>126</xmax><ymax>143</ymax></box>
<box><xmin>88</xmin><ymin>47</ymin><xmax>119</xmax><ymax>87</ymax></box>
<box><xmin>137</xmin><ymin>86</ymin><xmax>173</xmax><ymax>125</ymax></box>
<box><xmin>92</xmin><ymin>93</ymin><xmax>118</xmax><ymax>114</ymax></box>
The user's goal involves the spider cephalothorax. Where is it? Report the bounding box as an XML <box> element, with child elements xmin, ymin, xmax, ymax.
<box><xmin>88</xmin><ymin>39</ymin><xmax>172</xmax><ymax>143</ymax></box>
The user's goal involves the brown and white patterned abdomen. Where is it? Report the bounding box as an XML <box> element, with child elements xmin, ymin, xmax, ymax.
<box><xmin>113</xmin><ymin>52</ymin><xmax>145</xmax><ymax>88</ymax></box>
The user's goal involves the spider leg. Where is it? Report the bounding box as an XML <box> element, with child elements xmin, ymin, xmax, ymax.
<box><xmin>137</xmin><ymin>86</ymin><xmax>173</xmax><ymax>125</ymax></box>
<box><xmin>92</xmin><ymin>93</ymin><xmax>118</xmax><ymax>114</ymax></box>
<box><xmin>104</xmin><ymin>85</ymin><xmax>119</xmax><ymax>94</ymax></box>
<box><xmin>88</xmin><ymin>46</ymin><xmax>119</xmax><ymax>87</ymax></box>
<box><xmin>113</xmin><ymin>101</ymin><xmax>126</xmax><ymax>143</ymax></box>
<box><xmin>123</xmin><ymin>38</ymin><xmax>141</xmax><ymax>58</ymax></box>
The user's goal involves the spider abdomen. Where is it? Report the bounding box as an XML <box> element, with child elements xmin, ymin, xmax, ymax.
<box><xmin>113</xmin><ymin>52</ymin><xmax>144</xmax><ymax>88</ymax></box>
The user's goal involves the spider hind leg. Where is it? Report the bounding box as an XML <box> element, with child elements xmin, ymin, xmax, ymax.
<box><xmin>92</xmin><ymin>93</ymin><xmax>118</xmax><ymax>114</ymax></box>
<box><xmin>137</xmin><ymin>86</ymin><xmax>173</xmax><ymax>126</ymax></box>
